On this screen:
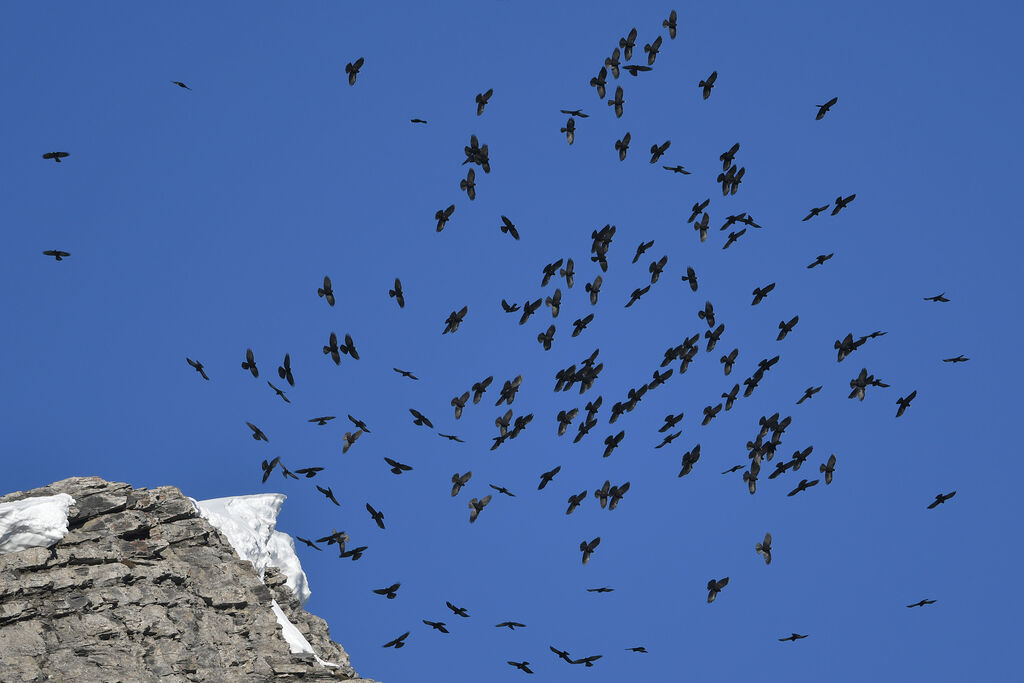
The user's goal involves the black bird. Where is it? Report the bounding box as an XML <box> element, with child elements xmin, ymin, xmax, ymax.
<box><xmin>388</xmin><ymin>278</ymin><xmax>405</xmax><ymax>308</ymax></box>
<box><xmin>777</xmin><ymin>316</ymin><xmax>800</xmax><ymax>340</ymax></box>
<box><xmin>807</xmin><ymin>253</ymin><xmax>834</xmax><ymax>268</ymax></box>
<box><xmin>42</xmin><ymin>249</ymin><xmax>71</xmax><ymax>260</ymax></box>
<box><xmin>323</xmin><ymin>333</ymin><xmax>342</xmax><ymax>365</ymax></box>
<box><xmin>649</xmin><ymin>255</ymin><xmax>668</xmax><ymax>283</ymax></box>
<box><xmin>816</xmin><ymin>97</ymin><xmax>838</xmax><ymax>119</ymax></box>
<box><xmin>266</xmin><ymin>382</ymin><xmax>290</xmax><ymax>403</ymax></box>
<box><xmin>896</xmin><ymin>390</ymin><xmax>917</xmax><ymax>417</ymax></box>
<box><xmin>410</xmin><ymin>118</ymin><xmax>428</xmax><ymax>124</ymax></box>
<box><xmin>625</xmin><ymin>286</ymin><xmax>651</xmax><ymax>307</ymax></box>
<box><xmin>541</xmin><ymin>259</ymin><xmax>563</xmax><ymax>287</ymax></box>
<box><xmin>590</xmin><ymin>67</ymin><xmax>608</xmax><ymax>99</ymax></box>
<box><xmin>722</xmin><ymin>384</ymin><xmax>740</xmax><ymax>411</ymax></box>
<box><xmin>572</xmin><ymin>655</ymin><xmax>603</xmax><ymax>667</ymax></box>
<box><xmin>560</xmin><ymin>117</ymin><xmax>576</xmax><ymax>145</ymax></box>
<box><xmin>802</xmin><ymin>204</ymin><xmax>831</xmax><ymax>221</ymax></box>
<box><xmin>831</xmin><ymin>194</ymin><xmax>856</xmax><ymax>214</ymax></box>
<box><xmin>580</xmin><ymin>537</ymin><xmax>600</xmax><ymax>564</ymax></box>
<box><xmin>560</xmin><ymin>108</ymin><xmax>589</xmax><ymax>118</ymax></box>
<box><xmin>721</xmin><ymin>348</ymin><xmax>739</xmax><ymax>375</ymax></box>
<box><xmin>603</xmin><ymin>430</ymin><xmax>625</xmax><ymax>458</ymax></box>
<box><xmin>699</xmin><ymin>71</ymin><xmax>718</xmax><ymax>99</ymax></box>
<box><xmin>663</xmin><ymin>164</ymin><xmax>690</xmax><ymax>175</ymax></box>
<box><xmin>315</xmin><ymin>529</ymin><xmax>349</xmax><ymax>549</ymax></box>
<box><xmin>688</xmin><ymin>198</ymin><xmax>711</xmax><ymax>223</ymax></box>
<box><xmin>520</xmin><ymin>298</ymin><xmax>543</xmax><ymax>324</ymax></box>
<box><xmin>393</xmin><ymin>367</ymin><xmax>419</xmax><ymax>380</ymax></box>
<box><xmin>347</xmin><ymin>415</ymin><xmax>371</xmax><ymax>433</ymax></box>
<box><xmin>318</xmin><ymin>276</ymin><xmax>335</xmax><ymax>306</ymax></box>
<box><xmin>316</xmin><ymin>485</ymin><xmax>340</xmax><ymax>506</ymax></box>
<box><xmin>644</xmin><ymin>35</ymin><xmax>662</xmax><ymax>65</ymax></box>
<box><xmin>336</xmin><ymin>333</ymin><xmax>359</xmax><ymax>360</ymax></box>
<box><xmin>586</xmin><ymin>587</ymin><xmax>614</xmax><ymax>594</ymax></box>
<box><xmin>294</xmin><ymin>467</ymin><xmax>323</xmax><ymax>478</ymax></box>
<box><xmin>624</xmin><ymin>64</ymin><xmax>653</xmax><ymax>77</ymax></box>
<box><xmin>546</xmin><ymin>287</ymin><xmax>563</xmax><ymax>315</ymax></box>
<box><xmin>408</xmin><ymin>408</ymin><xmax>434</xmax><ymax>428</ymax></box>
<box><xmin>556</xmin><ymin>408</ymin><xmax>578</xmax><ymax>436</ymax></box>
<box><xmin>614</xmin><ymin>132</ymin><xmax>631</xmax><ymax>160</ymax></box>
<box><xmin>820</xmin><ymin>454</ymin><xmax>837</xmax><ymax>484</ymax></box>
<box><xmin>384</xmin><ymin>457</ymin><xmax>413</xmax><ymax>475</ymax></box>
<box><xmin>496</xmin><ymin>375</ymin><xmax>523</xmax><ymax>406</ymax></box>
<box><xmin>627</xmin><ymin>646</ymin><xmax>648</xmax><ymax>653</ymax></box>
<box><xmin>756</xmin><ymin>532</ymin><xmax>773</xmax><ymax>565</ymax></box>
<box><xmin>701</xmin><ymin>404</ymin><xmax>723</xmax><ymax>426</ymax></box>
<box><xmin>698</xmin><ymin>300</ymin><xmax>716</xmax><ymax>328</ymax></box>
<box><xmin>608</xmin><ymin>85</ymin><xmax>624</xmax><ymax>118</ymax></box>
<box><xmin>538</xmin><ymin>325</ymin><xmax>556</xmax><ymax>351</ymax></box>
<box><xmin>501</xmin><ymin>299</ymin><xmax>521</xmax><ymax>313</ymax></box>
<box><xmin>779</xmin><ymin>633</ymin><xmax>808</xmax><ymax>642</ymax></box>
<box><xmin>571</xmin><ymin>314</ymin><xmax>594</xmax><ymax>337</ymax></box>
<box><xmin>500</xmin><ymin>215</ymin><xmax>520</xmax><ymax>240</ymax></box>
<box><xmin>663</xmin><ymin>9</ymin><xmax>677</xmax><ymax>38</ymax></box>
<box><xmin>649</xmin><ymin>141</ymin><xmax>671</xmax><ymax>164</ymax></box>
<box><xmin>722</xmin><ymin>465</ymin><xmax>744</xmax><ymax>474</ymax></box>
<box><xmin>619</xmin><ymin>27</ymin><xmax>638</xmax><ymax>60</ymax></box>
<box><xmin>276</xmin><ymin>353</ymin><xmax>294</xmax><ymax>387</ymax></box>
<box><xmin>787</xmin><ymin>479</ymin><xmax>819</xmax><ymax>497</ymax></box>
<box><xmin>720</xmin><ymin>142</ymin><xmax>740</xmax><ymax>171</ymax></box>
<box><xmin>345</xmin><ymin>58</ymin><xmax>364</xmax><ymax>85</ymax></box>
<box><xmin>296</xmin><ymin>537</ymin><xmax>321</xmax><ymax>551</ymax></box>
<box><xmin>943</xmin><ymin>355</ymin><xmax>969</xmax><ymax>363</ymax></box>
<box><xmin>171</xmin><ymin>80</ymin><xmax>191</xmax><ymax>90</ymax></box>
<box><xmin>42</xmin><ymin>152</ymin><xmax>70</xmax><ymax>163</ymax></box>
<box><xmin>446</xmin><ymin>601</ymin><xmax>470</xmax><ymax>618</ymax></box>
<box><xmin>723</xmin><ymin>228</ymin><xmax>746</xmax><ymax>249</ymax></box>
<box><xmin>707</xmin><ymin>577</ymin><xmax>729</xmax><ymax>603</ymax></box>
<box><xmin>507</xmin><ymin>661</ymin><xmax>533</xmax><ymax>674</ymax></box>
<box><xmin>246</xmin><ymin>422</ymin><xmax>268</xmax><ymax>442</ymax></box>
<box><xmin>797</xmin><ymin>386</ymin><xmax>823</xmax><ymax>404</ymax></box>
<box><xmin>460</xmin><ymin>168</ymin><xmax>476</xmax><ymax>200</ymax></box>
<box><xmin>475</xmin><ymin>88</ymin><xmax>493</xmax><ymax>115</ymax></box>
<box><xmin>707</xmin><ymin>325</ymin><xmax>726</xmax><ymax>351</ymax></box>
<box><xmin>924</xmin><ymin>293</ymin><xmax>951</xmax><ymax>302</ymax></box>
<box><xmin>566</xmin><ymin>490</ymin><xmax>587</xmax><ymax>515</ymax></box>
<box><xmin>423</xmin><ymin>620</ymin><xmax>449</xmax><ymax>633</ymax></box>
<box><xmin>186</xmin><ymin>358</ymin><xmax>209</xmax><ymax>380</ymax></box>
<box><xmin>927</xmin><ymin>491</ymin><xmax>956</xmax><ymax>509</ymax></box>
<box><xmin>366</xmin><ymin>503</ymin><xmax>385</xmax><ymax>529</ymax></box>
<box><xmin>679</xmin><ymin>445</ymin><xmax>701</xmax><ymax>477</ymax></box>
<box><xmin>451</xmin><ymin>471</ymin><xmax>472</xmax><ymax>497</ymax></box>
<box><xmin>694</xmin><ymin>212</ymin><xmax>711</xmax><ymax>242</ymax></box>
<box><xmin>471</xmin><ymin>376</ymin><xmax>493</xmax><ymax>403</ymax></box>
<box><xmin>538</xmin><ymin>466</ymin><xmax>561</xmax><ymax>490</ymax></box>
<box><xmin>683</xmin><ymin>266</ymin><xmax>699</xmax><ymax>291</ymax></box>
<box><xmin>907</xmin><ymin>599</ymin><xmax>937</xmax><ymax>608</ymax></box>
<box><xmin>260</xmin><ymin>457</ymin><xmax>280</xmax><ymax>483</ymax></box>
<box><xmin>443</xmin><ymin>306</ymin><xmax>469</xmax><ymax>334</ymax></box>
<box><xmin>751</xmin><ymin>283</ymin><xmax>775</xmax><ymax>305</ymax></box>
<box><xmin>497</xmin><ymin>621</ymin><xmax>526</xmax><ymax>630</ymax></box>
<box><xmin>585</xmin><ymin>275</ymin><xmax>603</xmax><ymax>305</ymax></box>
<box><xmin>435</xmin><ymin>204</ymin><xmax>456</xmax><ymax>232</ymax></box>
<box><xmin>383</xmin><ymin>632</ymin><xmax>409</xmax><ymax>649</ymax></box>
<box><xmin>450</xmin><ymin>391</ymin><xmax>471</xmax><ymax>420</ymax></box>
<box><xmin>241</xmin><ymin>348</ymin><xmax>259</xmax><ymax>378</ymax></box>
<box><xmin>309</xmin><ymin>415</ymin><xmax>336</xmax><ymax>426</ymax></box>
<box><xmin>468</xmin><ymin>495</ymin><xmax>492</xmax><ymax>523</ymax></box>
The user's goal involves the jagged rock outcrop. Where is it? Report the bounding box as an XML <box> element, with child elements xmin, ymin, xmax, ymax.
<box><xmin>0</xmin><ymin>477</ymin><xmax>376</xmax><ymax>682</ymax></box>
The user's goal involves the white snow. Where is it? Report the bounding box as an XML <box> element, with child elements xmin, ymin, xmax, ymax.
<box><xmin>271</xmin><ymin>599</ymin><xmax>339</xmax><ymax>668</ymax></box>
<box><xmin>190</xmin><ymin>493</ymin><xmax>311</xmax><ymax>606</ymax></box>
<box><xmin>0</xmin><ymin>493</ymin><xmax>76</xmax><ymax>555</ymax></box>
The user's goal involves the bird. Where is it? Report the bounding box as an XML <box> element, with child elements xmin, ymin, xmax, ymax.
<box><xmin>393</xmin><ymin>368</ymin><xmax>419</xmax><ymax>381</ymax></box>
<box><xmin>468</xmin><ymin>495</ymin><xmax>492</xmax><ymax>523</ymax></box>
<box><xmin>699</xmin><ymin>71</ymin><xmax>718</xmax><ymax>99</ymax></box>
<box><xmin>720</xmin><ymin>142</ymin><xmax>740</xmax><ymax>170</ymax></box>
<box><xmin>423</xmin><ymin>620</ymin><xmax>449</xmax><ymax>633</ymax></box>
<box><xmin>649</xmin><ymin>255</ymin><xmax>668</xmax><ymax>283</ymax></box>
<box><xmin>497</xmin><ymin>621</ymin><xmax>526</xmax><ymax>630</ymax></box>
<box><xmin>682</xmin><ymin>266</ymin><xmax>699</xmax><ymax>292</ymax></box>
<box><xmin>296</xmin><ymin>537</ymin><xmax>321</xmax><ymax>551</ymax></box>
<box><xmin>907</xmin><ymin>599</ymin><xmax>937</xmax><ymax>608</ymax></box>
<box><xmin>460</xmin><ymin>168</ymin><xmax>476</xmax><ymax>200</ymax></box>
<box><xmin>450</xmin><ymin>472</ymin><xmax>472</xmax><ymax>497</ymax></box>
<box><xmin>471</xmin><ymin>376</ymin><xmax>493</xmax><ymax>404</ymax></box>
<box><xmin>679</xmin><ymin>446</ymin><xmax>701</xmax><ymax>477</ymax></box>
<box><xmin>608</xmin><ymin>85</ymin><xmax>624</xmax><ymax>118</ymax></box>
<box><xmin>446</xmin><ymin>601</ymin><xmax>469</xmax><ymax>618</ymax></box>
<box><xmin>688</xmin><ymin>198</ymin><xmax>711</xmax><ymax>223</ymax></box>
<box><xmin>756</xmin><ymin>532</ymin><xmax>773</xmax><ymax>565</ymax></box>
<box><xmin>475</xmin><ymin>88</ymin><xmax>493</xmax><ymax>115</ymax></box>
<box><xmin>943</xmin><ymin>355</ymin><xmax>969</xmax><ymax>363</ymax></box>
<box><xmin>816</xmin><ymin>97</ymin><xmax>838</xmax><ymax>119</ymax></box>
<box><xmin>650</xmin><ymin>140</ymin><xmax>671</xmax><ymax>164</ymax></box>
<box><xmin>590</xmin><ymin>67</ymin><xmax>608</xmax><ymax>99</ymax></box>
<box><xmin>807</xmin><ymin>253</ymin><xmax>834</xmax><ymax>268</ymax></box>
<box><xmin>535</xmin><ymin>465</ymin><xmax>563</xmax><ymax>491</ymax></box>
<box><xmin>186</xmin><ymin>358</ymin><xmax>209</xmax><ymax>380</ymax></box>
<box><xmin>585</xmin><ymin>275</ymin><xmax>603</xmax><ymax>305</ymax></box>
<box><xmin>388</xmin><ymin>278</ymin><xmax>405</xmax><ymax>308</ymax></box>
<box><xmin>723</xmin><ymin>228</ymin><xmax>746</xmax><ymax>249</ymax></box>
<box><xmin>364</xmin><ymin>503</ymin><xmax>385</xmax><ymax>529</ymax></box>
<box><xmin>571</xmin><ymin>314</ymin><xmax>594</xmax><ymax>338</ymax></box>
<box><xmin>777</xmin><ymin>316</ymin><xmax>800</xmax><ymax>340</ymax></box>
<box><xmin>820</xmin><ymin>454</ymin><xmax>837</xmax><ymax>484</ymax></box>
<box><xmin>896</xmin><ymin>390</ymin><xmax>918</xmax><ymax>417</ymax></box>
<box><xmin>698</xmin><ymin>300</ymin><xmax>716</xmax><ymax>328</ymax></box>
<box><xmin>626</xmin><ymin>286</ymin><xmax>651</xmax><ymax>307</ymax></box>
<box><xmin>802</xmin><ymin>204</ymin><xmax>831</xmax><ymax>221</ymax></box>
<box><xmin>42</xmin><ymin>249</ymin><xmax>71</xmax><ymax>261</ymax></box>
<box><xmin>316</xmin><ymin>486</ymin><xmax>340</xmax><ymax>506</ymax></box>
<box><xmin>373</xmin><ymin>583</ymin><xmax>401</xmax><ymax>599</ymax></box>
<box><xmin>720</xmin><ymin>348</ymin><xmax>739</xmax><ymax>376</ymax></box>
<box><xmin>537</xmin><ymin>325</ymin><xmax>557</xmax><ymax>351</ymax></box>
<box><xmin>344</xmin><ymin>58</ymin><xmax>364</xmax><ymax>85</ymax></box>
<box><xmin>619</xmin><ymin>27</ymin><xmax>638</xmax><ymax>60</ymax></box>
<box><xmin>489</xmin><ymin>484</ymin><xmax>515</xmax><ymax>498</ymax></box>
<box><xmin>499</xmin><ymin>215</ymin><xmax>520</xmax><ymax>240</ymax></box>
<box><xmin>276</xmin><ymin>353</ymin><xmax>294</xmax><ymax>387</ymax></box>
<box><xmin>315</xmin><ymin>529</ymin><xmax>349</xmax><ymax>549</ymax></box>
<box><xmin>435</xmin><ymin>204</ymin><xmax>456</xmax><ymax>232</ymax></box>
<box><xmin>317</xmin><ymin>276</ymin><xmax>335</xmax><ymax>306</ymax></box>
<box><xmin>751</xmin><ymin>283</ymin><xmax>775</xmax><ymax>305</ymax></box>
<box><xmin>586</xmin><ymin>587</ymin><xmax>614</xmax><ymax>594</ymax></box>
<box><xmin>623</xmin><ymin>64</ymin><xmax>654</xmax><ymax>77</ymax></box>
<box><xmin>614</xmin><ymin>132</ymin><xmax>631</xmax><ymax>160</ymax></box>
<box><xmin>384</xmin><ymin>457</ymin><xmax>413</xmax><ymax>475</ymax></box>
<box><xmin>797</xmin><ymin>386</ymin><xmax>823</xmax><ymax>404</ymax></box>
<box><xmin>831</xmin><ymin>194</ymin><xmax>856</xmax><ymax>214</ymax></box>
<box><xmin>410</xmin><ymin>118</ymin><xmax>428</xmax><ymax>124</ymax></box>
<box><xmin>507</xmin><ymin>661</ymin><xmax>533</xmax><ymax>674</ymax></box>
<box><xmin>722</xmin><ymin>465</ymin><xmax>744</xmax><ymax>474</ymax></box>
<box><xmin>663</xmin><ymin>164</ymin><xmax>690</xmax><ymax>175</ymax></box>
<box><xmin>779</xmin><ymin>633</ymin><xmax>809</xmax><ymax>642</ymax></box>
<box><xmin>702</xmin><ymin>404</ymin><xmax>723</xmax><ymax>426</ymax></box>
<box><xmin>246</xmin><ymin>422</ymin><xmax>268</xmax><ymax>442</ymax></box>
<box><xmin>443</xmin><ymin>306</ymin><xmax>469</xmax><ymax>334</ymax></box>
<box><xmin>787</xmin><ymin>479</ymin><xmax>819</xmax><ymax>497</ymax></box>
<box><xmin>572</xmin><ymin>655</ymin><xmax>603</xmax><ymax>667</ymax></box>
<box><xmin>560</xmin><ymin>117</ymin><xmax>575</xmax><ymax>145</ymax></box>
<box><xmin>171</xmin><ymin>80</ymin><xmax>191</xmax><ymax>90</ymax></box>
<box><xmin>560</xmin><ymin>108</ymin><xmax>589</xmax><ymax>118</ymax></box>
<box><xmin>694</xmin><ymin>212</ymin><xmax>711</xmax><ymax>242</ymax></box>
<box><xmin>566</xmin><ymin>490</ymin><xmax>587</xmax><ymax>515</ymax></box>
<box><xmin>519</xmin><ymin>298</ymin><xmax>543</xmax><ymax>324</ymax></box>
<box><xmin>382</xmin><ymin>632</ymin><xmax>409</xmax><ymax>649</ymax></box>
<box><xmin>602</xmin><ymin>431</ymin><xmax>625</xmax><ymax>458</ymax></box>
<box><xmin>241</xmin><ymin>348</ymin><xmax>259</xmax><ymax>378</ymax></box>
<box><xmin>927</xmin><ymin>491</ymin><xmax>956</xmax><ymax>509</ymax></box>
<box><xmin>644</xmin><ymin>35</ymin><xmax>662</xmax><ymax>65</ymax></box>
<box><xmin>42</xmin><ymin>152</ymin><xmax>70</xmax><ymax>163</ymax></box>
<box><xmin>294</xmin><ymin>467</ymin><xmax>323</xmax><ymax>479</ymax></box>
<box><xmin>924</xmin><ymin>293</ymin><xmax>950</xmax><ymax>302</ymax></box>
<box><xmin>663</xmin><ymin>9</ymin><xmax>677</xmax><ymax>38</ymax></box>
<box><xmin>580</xmin><ymin>537</ymin><xmax>600</xmax><ymax>564</ymax></box>
<box><xmin>707</xmin><ymin>577</ymin><xmax>729</xmax><ymax>603</ymax></box>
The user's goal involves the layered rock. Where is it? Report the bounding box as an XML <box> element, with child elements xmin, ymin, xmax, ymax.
<box><xmin>0</xmin><ymin>477</ymin><xmax>376</xmax><ymax>682</ymax></box>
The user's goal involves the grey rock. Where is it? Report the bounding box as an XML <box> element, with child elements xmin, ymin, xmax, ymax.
<box><xmin>0</xmin><ymin>477</ymin><xmax>377</xmax><ymax>682</ymax></box>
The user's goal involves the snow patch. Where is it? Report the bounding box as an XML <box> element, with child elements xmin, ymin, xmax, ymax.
<box><xmin>191</xmin><ymin>494</ymin><xmax>310</xmax><ymax>606</ymax></box>
<box><xmin>0</xmin><ymin>493</ymin><xmax>76</xmax><ymax>555</ymax></box>
<box><xmin>271</xmin><ymin>599</ymin><xmax>339</xmax><ymax>668</ymax></box>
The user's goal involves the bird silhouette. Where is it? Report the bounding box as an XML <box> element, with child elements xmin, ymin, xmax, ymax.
<box><xmin>42</xmin><ymin>249</ymin><xmax>71</xmax><ymax>261</ymax></box>
<box><xmin>927</xmin><ymin>491</ymin><xmax>956</xmax><ymax>509</ymax></box>
<box><xmin>699</xmin><ymin>71</ymin><xmax>718</xmax><ymax>99</ymax></box>
<box><xmin>345</xmin><ymin>57</ymin><xmax>364</xmax><ymax>85</ymax></box>
<box><xmin>816</xmin><ymin>97</ymin><xmax>838</xmax><ymax>119</ymax></box>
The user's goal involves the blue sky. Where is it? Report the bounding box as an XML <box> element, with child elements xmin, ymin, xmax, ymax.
<box><xmin>2</xmin><ymin>1</ymin><xmax>1022</xmax><ymax>681</ymax></box>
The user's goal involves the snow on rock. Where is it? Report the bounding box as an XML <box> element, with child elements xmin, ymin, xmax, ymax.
<box><xmin>0</xmin><ymin>493</ymin><xmax>76</xmax><ymax>555</ymax></box>
<box><xmin>191</xmin><ymin>493</ymin><xmax>311</xmax><ymax>606</ymax></box>
<box><xmin>271</xmin><ymin>599</ymin><xmax>340</xmax><ymax>668</ymax></box>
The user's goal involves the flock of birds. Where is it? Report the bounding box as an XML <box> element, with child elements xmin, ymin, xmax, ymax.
<box><xmin>36</xmin><ymin>7</ymin><xmax>966</xmax><ymax>677</ymax></box>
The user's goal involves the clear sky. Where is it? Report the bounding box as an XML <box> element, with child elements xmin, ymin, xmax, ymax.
<box><xmin>2</xmin><ymin>1</ymin><xmax>1022</xmax><ymax>681</ymax></box>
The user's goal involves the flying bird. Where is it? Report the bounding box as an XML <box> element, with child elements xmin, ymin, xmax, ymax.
<box><xmin>751</xmin><ymin>283</ymin><xmax>775</xmax><ymax>305</ymax></box>
<box><xmin>443</xmin><ymin>306</ymin><xmax>469</xmax><ymax>334</ymax></box>
<box><xmin>294</xmin><ymin>467</ymin><xmax>323</xmax><ymax>479</ymax></box>
<box><xmin>500</xmin><ymin>215</ymin><xmax>520</xmax><ymax>240</ymax></box>
<box><xmin>345</xmin><ymin>57</ymin><xmax>364</xmax><ymax>85</ymax></box>
<box><xmin>560</xmin><ymin>108</ymin><xmax>589</xmax><ymax>118</ymax></box>
<box><xmin>943</xmin><ymin>355</ymin><xmax>969</xmax><ymax>363</ymax></box>
<box><xmin>384</xmin><ymin>457</ymin><xmax>413</xmax><ymax>475</ymax></box>
<box><xmin>590</xmin><ymin>67</ymin><xmax>608</xmax><ymax>99</ymax></box>
<box><xmin>663</xmin><ymin>164</ymin><xmax>690</xmax><ymax>174</ymax></box>
<box><xmin>777</xmin><ymin>316</ymin><xmax>800</xmax><ymax>340</ymax></box>
<box><xmin>831</xmin><ymin>194</ymin><xmax>856</xmax><ymax>214</ymax></box>
<box><xmin>802</xmin><ymin>204</ymin><xmax>831</xmax><ymax>221</ymax></box>
<box><xmin>580</xmin><ymin>537</ymin><xmax>601</xmax><ymax>564</ymax></box>
<box><xmin>608</xmin><ymin>86</ymin><xmax>624</xmax><ymax>118</ymax></box>
<box><xmin>507</xmin><ymin>661</ymin><xmax>533</xmax><ymax>674</ymax></box>
<box><xmin>317</xmin><ymin>276</ymin><xmax>335</xmax><ymax>306</ymax></box>
<box><xmin>560</xmin><ymin>117</ymin><xmax>575</xmax><ymax>145</ymax></box>
<box><xmin>896</xmin><ymin>390</ymin><xmax>917</xmax><ymax>417</ymax></box>
<box><xmin>907</xmin><ymin>599</ymin><xmax>937</xmax><ymax>608</ymax></box>
<box><xmin>171</xmin><ymin>80</ymin><xmax>191</xmax><ymax>90</ymax></box>
<box><xmin>615</xmin><ymin>132</ymin><xmax>631</xmax><ymax>160</ymax></box>
<box><xmin>475</xmin><ymin>88</ymin><xmax>493</xmax><ymax>115</ymax></box>
<box><xmin>277</xmin><ymin>353</ymin><xmax>294</xmax><ymax>387</ymax></box>
<box><xmin>619</xmin><ymin>27</ymin><xmax>638</xmax><ymax>60</ymax></box>
<box><xmin>388</xmin><ymin>278</ymin><xmax>405</xmax><ymax>307</ymax></box>
<box><xmin>787</xmin><ymin>479</ymin><xmax>819</xmax><ymax>497</ymax></box>
<box><xmin>650</xmin><ymin>140</ymin><xmax>670</xmax><ymax>164</ymax></box>
<box><xmin>699</xmin><ymin>71</ymin><xmax>718</xmax><ymax>99</ymax></box>
<box><xmin>450</xmin><ymin>471</ymin><xmax>472</xmax><ymax>497</ymax></box>
<box><xmin>720</xmin><ymin>142</ymin><xmax>739</xmax><ymax>170</ymax></box>
<box><xmin>241</xmin><ymin>348</ymin><xmax>259</xmax><ymax>377</ymax></box>
<box><xmin>42</xmin><ymin>152</ymin><xmax>70</xmax><ymax>163</ymax></box>
<box><xmin>366</xmin><ymin>503</ymin><xmax>385</xmax><ymax>529</ymax></box>
<box><xmin>246</xmin><ymin>422</ymin><xmax>268</xmax><ymax>442</ymax></box>
<box><xmin>382</xmin><ymin>632</ymin><xmax>409</xmax><ymax>649</ymax></box>
<box><xmin>410</xmin><ymin>118</ymin><xmax>427</xmax><ymax>124</ymax></box>
<box><xmin>186</xmin><ymin>358</ymin><xmax>209</xmax><ymax>380</ymax></box>
<box><xmin>296</xmin><ymin>537</ymin><xmax>321</xmax><ymax>551</ymax></box>
<box><xmin>927</xmin><ymin>491</ymin><xmax>956</xmax><ymax>509</ymax></box>
<box><xmin>423</xmin><ymin>620</ymin><xmax>449</xmax><ymax>633</ymax></box>
<box><xmin>807</xmin><ymin>253</ymin><xmax>834</xmax><ymax>268</ymax></box>
<box><xmin>924</xmin><ymin>293</ymin><xmax>950</xmax><ymax>302</ymax></box>
<box><xmin>797</xmin><ymin>386</ymin><xmax>823</xmax><ymax>404</ymax></box>
<box><xmin>820</xmin><ymin>454</ymin><xmax>837</xmax><ymax>484</ymax></box>
<box><xmin>374</xmin><ymin>583</ymin><xmax>401</xmax><ymax>600</ymax></box>
<box><xmin>446</xmin><ymin>601</ymin><xmax>469</xmax><ymax>618</ymax></box>
<box><xmin>339</xmin><ymin>428</ymin><xmax>358</xmax><ymax>453</ymax></box>
<box><xmin>468</xmin><ymin>495</ymin><xmax>492</xmax><ymax>523</ymax></box>
<box><xmin>393</xmin><ymin>367</ymin><xmax>419</xmax><ymax>380</ymax></box>
<box><xmin>663</xmin><ymin>10</ymin><xmax>677</xmax><ymax>38</ymax></box>
<box><xmin>644</xmin><ymin>35</ymin><xmax>662</xmax><ymax>65</ymax></box>
<box><xmin>42</xmin><ymin>250</ymin><xmax>71</xmax><ymax>261</ymax></box>
<box><xmin>779</xmin><ymin>633</ymin><xmax>808</xmax><ymax>642</ymax></box>
<box><xmin>756</xmin><ymin>532</ymin><xmax>773</xmax><ymax>565</ymax></box>
<box><xmin>707</xmin><ymin>577</ymin><xmax>729</xmax><ymax>603</ymax></box>
<box><xmin>316</xmin><ymin>486</ymin><xmax>340</xmax><ymax>506</ymax></box>
<box><xmin>538</xmin><ymin>466</ymin><xmax>561</xmax><ymax>490</ymax></box>
<box><xmin>816</xmin><ymin>97</ymin><xmax>838</xmax><ymax>119</ymax></box>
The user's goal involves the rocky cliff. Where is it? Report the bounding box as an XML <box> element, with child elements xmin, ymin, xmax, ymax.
<box><xmin>0</xmin><ymin>477</ymin><xmax>376</xmax><ymax>682</ymax></box>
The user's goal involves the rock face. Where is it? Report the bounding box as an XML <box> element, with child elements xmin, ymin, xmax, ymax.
<box><xmin>0</xmin><ymin>477</ymin><xmax>376</xmax><ymax>682</ymax></box>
